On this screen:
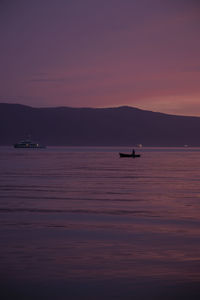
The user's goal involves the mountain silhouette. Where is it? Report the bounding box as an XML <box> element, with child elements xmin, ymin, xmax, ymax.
<box><xmin>1</xmin><ymin>103</ymin><xmax>200</xmax><ymax>146</ymax></box>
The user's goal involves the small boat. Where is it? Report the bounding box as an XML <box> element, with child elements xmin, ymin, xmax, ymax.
<box><xmin>14</xmin><ymin>138</ymin><xmax>46</xmax><ymax>149</ymax></box>
<box><xmin>119</xmin><ymin>153</ymin><xmax>141</xmax><ymax>158</ymax></box>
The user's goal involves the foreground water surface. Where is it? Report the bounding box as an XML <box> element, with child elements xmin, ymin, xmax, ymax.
<box><xmin>1</xmin><ymin>146</ymin><xmax>200</xmax><ymax>299</ymax></box>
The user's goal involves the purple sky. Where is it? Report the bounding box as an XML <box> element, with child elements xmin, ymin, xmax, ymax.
<box><xmin>0</xmin><ymin>0</ymin><xmax>200</xmax><ymax>115</ymax></box>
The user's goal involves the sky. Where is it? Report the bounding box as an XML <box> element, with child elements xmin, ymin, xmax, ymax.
<box><xmin>0</xmin><ymin>0</ymin><xmax>200</xmax><ymax>116</ymax></box>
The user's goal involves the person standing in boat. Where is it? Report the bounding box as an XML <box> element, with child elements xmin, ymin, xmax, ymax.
<box><xmin>132</xmin><ymin>149</ymin><xmax>135</xmax><ymax>156</ymax></box>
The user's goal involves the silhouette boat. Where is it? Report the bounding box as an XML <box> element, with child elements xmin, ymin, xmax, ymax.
<box><xmin>14</xmin><ymin>137</ymin><xmax>46</xmax><ymax>149</ymax></box>
<box><xmin>119</xmin><ymin>153</ymin><xmax>140</xmax><ymax>158</ymax></box>
<box><xmin>119</xmin><ymin>150</ymin><xmax>140</xmax><ymax>158</ymax></box>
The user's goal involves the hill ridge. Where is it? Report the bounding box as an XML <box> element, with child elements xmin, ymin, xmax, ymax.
<box><xmin>0</xmin><ymin>103</ymin><xmax>200</xmax><ymax>146</ymax></box>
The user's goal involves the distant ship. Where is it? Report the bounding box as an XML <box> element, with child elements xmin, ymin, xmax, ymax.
<box><xmin>14</xmin><ymin>137</ymin><xmax>46</xmax><ymax>149</ymax></box>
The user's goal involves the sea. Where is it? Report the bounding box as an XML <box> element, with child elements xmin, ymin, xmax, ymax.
<box><xmin>1</xmin><ymin>146</ymin><xmax>200</xmax><ymax>299</ymax></box>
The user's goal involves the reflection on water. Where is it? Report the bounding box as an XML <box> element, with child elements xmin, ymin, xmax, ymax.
<box><xmin>1</xmin><ymin>147</ymin><xmax>200</xmax><ymax>299</ymax></box>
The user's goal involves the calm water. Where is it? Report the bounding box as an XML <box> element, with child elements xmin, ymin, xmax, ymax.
<box><xmin>1</xmin><ymin>147</ymin><xmax>200</xmax><ymax>299</ymax></box>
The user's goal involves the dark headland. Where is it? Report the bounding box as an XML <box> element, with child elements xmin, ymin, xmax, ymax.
<box><xmin>1</xmin><ymin>103</ymin><xmax>200</xmax><ymax>146</ymax></box>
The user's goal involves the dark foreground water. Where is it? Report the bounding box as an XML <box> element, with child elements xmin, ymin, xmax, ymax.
<box><xmin>1</xmin><ymin>146</ymin><xmax>200</xmax><ymax>299</ymax></box>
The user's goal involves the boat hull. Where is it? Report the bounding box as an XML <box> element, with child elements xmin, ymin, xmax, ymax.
<box><xmin>14</xmin><ymin>143</ymin><xmax>46</xmax><ymax>149</ymax></box>
<box><xmin>119</xmin><ymin>153</ymin><xmax>140</xmax><ymax>158</ymax></box>
<box><xmin>14</xmin><ymin>145</ymin><xmax>45</xmax><ymax>149</ymax></box>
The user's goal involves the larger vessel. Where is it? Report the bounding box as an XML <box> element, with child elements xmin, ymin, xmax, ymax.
<box><xmin>14</xmin><ymin>138</ymin><xmax>46</xmax><ymax>149</ymax></box>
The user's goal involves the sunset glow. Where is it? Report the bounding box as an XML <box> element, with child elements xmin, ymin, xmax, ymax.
<box><xmin>0</xmin><ymin>0</ymin><xmax>200</xmax><ymax>115</ymax></box>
